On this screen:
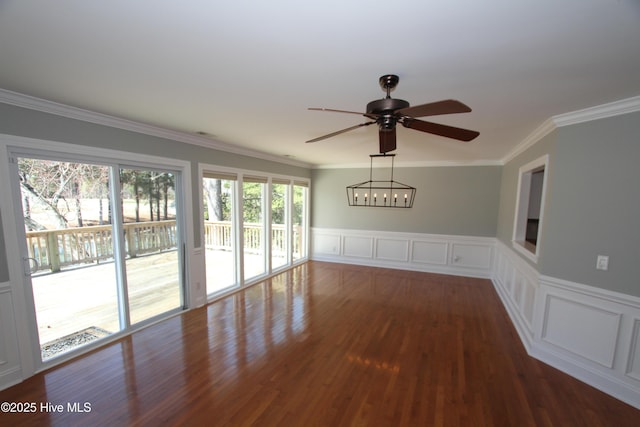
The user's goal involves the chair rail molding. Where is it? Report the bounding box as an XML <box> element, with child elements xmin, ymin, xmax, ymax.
<box><xmin>492</xmin><ymin>240</ymin><xmax>640</xmax><ymax>410</ymax></box>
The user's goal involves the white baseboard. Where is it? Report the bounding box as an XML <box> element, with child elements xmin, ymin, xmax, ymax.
<box><xmin>310</xmin><ymin>227</ymin><xmax>494</xmax><ymax>278</ymax></box>
<box><xmin>492</xmin><ymin>241</ymin><xmax>640</xmax><ymax>409</ymax></box>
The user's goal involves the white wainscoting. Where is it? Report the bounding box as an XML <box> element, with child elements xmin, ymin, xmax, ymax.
<box><xmin>190</xmin><ymin>247</ymin><xmax>207</xmax><ymax>308</ymax></box>
<box><xmin>311</xmin><ymin>228</ymin><xmax>494</xmax><ymax>278</ymax></box>
<box><xmin>491</xmin><ymin>240</ymin><xmax>539</xmax><ymax>350</ymax></box>
<box><xmin>0</xmin><ymin>282</ymin><xmax>22</xmax><ymax>390</ymax></box>
<box><xmin>492</xmin><ymin>240</ymin><xmax>640</xmax><ymax>409</ymax></box>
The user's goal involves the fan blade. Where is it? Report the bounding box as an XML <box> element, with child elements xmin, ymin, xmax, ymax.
<box><xmin>306</xmin><ymin>121</ymin><xmax>376</xmax><ymax>143</ymax></box>
<box><xmin>402</xmin><ymin>118</ymin><xmax>479</xmax><ymax>141</ymax></box>
<box><xmin>308</xmin><ymin>107</ymin><xmax>367</xmax><ymax>115</ymax></box>
<box><xmin>379</xmin><ymin>128</ymin><xmax>397</xmax><ymax>153</ymax></box>
<box><xmin>396</xmin><ymin>99</ymin><xmax>472</xmax><ymax>118</ymax></box>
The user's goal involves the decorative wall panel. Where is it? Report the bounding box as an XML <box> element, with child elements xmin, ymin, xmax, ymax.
<box><xmin>542</xmin><ymin>295</ymin><xmax>620</xmax><ymax>368</ymax></box>
<box><xmin>311</xmin><ymin>228</ymin><xmax>493</xmax><ymax>278</ymax></box>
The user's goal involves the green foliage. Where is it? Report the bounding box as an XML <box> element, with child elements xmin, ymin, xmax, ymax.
<box><xmin>293</xmin><ymin>185</ymin><xmax>306</xmax><ymax>225</ymax></box>
<box><xmin>242</xmin><ymin>182</ymin><xmax>263</xmax><ymax>223</ymax></box>
<box><xmin>271</xmin><ymin>184</ymin><xmax>286</xmax><ymax>224</ymax></box>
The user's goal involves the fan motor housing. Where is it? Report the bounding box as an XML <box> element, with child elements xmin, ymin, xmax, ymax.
<box><xmin>366</xmin><ymin>98</ymin><xmax>410</xmax><ymax>115</ymax></box>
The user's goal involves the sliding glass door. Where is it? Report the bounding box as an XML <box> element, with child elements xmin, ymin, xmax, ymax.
<box><xmin>120</xmin><ymin>167</ymin><xmax>183</xmax><ymax>324</ymax></box>
<box><xmin>293</xmin><ymin>182</ymin><xmax>308</xmax><ymax>261</ymax></box>
<box><xmin>11</xmin><ymin>153</ymin><xmax>185</xmax><ymax>363</ymax></box>
<box><xmin>16</xmin><ymin>158</ymin><xmax>121</xmax><ymax>361</ymax></box>
<box><xmin>271</xmin><ymin>181</ymin><xmax>288</xmax><ymax>270</ymax></box>
<box><xmin>202</xmin><ymin>169</ymin><xmax>309</xmax><ymax>299</ymax></box>
<box><xmin>243</xmin><ymin>177</ymin><xmax>266</xmax><ymax>281</ymax></box>
<box><xmin>202</xmin><ymin>174</ymin><xmax>238</xmax><ymax>295</ymax></box>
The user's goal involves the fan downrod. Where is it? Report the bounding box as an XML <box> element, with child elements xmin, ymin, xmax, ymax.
<box><xmin>367</xmin><ymin>74</ymin><xmax>409</xmax><ymax>115</ymax></box>
<box><xmin>379</xmin><ymin>74</ymin><xmax>400</xmax><ymax>94</ymax></box>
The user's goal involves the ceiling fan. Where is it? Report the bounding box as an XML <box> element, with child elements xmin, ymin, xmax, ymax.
<box><xmin>306</xmin><ymin>74</ymin><xmax>479</xmax><ymax>154</ymax></box>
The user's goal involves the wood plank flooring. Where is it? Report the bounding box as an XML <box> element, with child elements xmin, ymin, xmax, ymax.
<box><xmin>1</xmin><ymin>261</ymin><xmax>639</xmax><ymax>426</ymax></box>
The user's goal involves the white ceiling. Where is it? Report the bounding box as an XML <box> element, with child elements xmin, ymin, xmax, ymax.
<box><xmin>1</xmin><ymin>0</ymin><xmax>639</xmax><ymax>167</ymax></box>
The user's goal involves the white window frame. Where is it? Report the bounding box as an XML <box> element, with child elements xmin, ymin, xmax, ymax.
<box><xmin>512</xmin><ymin>155</ymin><xmax>549</xmax><ymax>263</ymax></box>
<box><xmin>198</xmin><ymin>163</ymin><xmax>310</xmax><ymax>302</ymax></box>
<box><xmin>0</xmin><ymin>134</ymin><xmax>194</xmax><ymax>375</ymax></box>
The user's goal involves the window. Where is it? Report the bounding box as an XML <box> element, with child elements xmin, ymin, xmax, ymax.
<box><xmin>200</xmin><ymin>166</ymin><xmax>309</xmax><ymax>298</ymax></box>
<box><xmin>120</xmin><ymin>166</ymin><xmax>184</xmax><ymax>325</ymax></box>
<box><xmin>512</xmin><ymin>155</ymin><xmax>548</xmax><ymax>262</ymax></box>
<box><xmin>243</xmin><ymin>176</ymin><xmax>267</xmax><ymax>281</ymax></box>
<box><xmin>8</xmin><ymin>148</ymin><xmax>188</xmax><ymax>365</ymax></box>
<box><xmin>202</xmin><ymin>172</ymin><xmax>238</xmax><ymax>295</ymax></box>
<box><xmin>293</xmin><ymin>182</ymin><xmax>308</xmax><ymax>261</ymax></box>
<box><xmin>271</xmin><ymin>180</ymin><xmax>289</xmax><ymax>270</ymax></box>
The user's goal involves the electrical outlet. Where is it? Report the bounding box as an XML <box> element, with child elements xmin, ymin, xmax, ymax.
<box><xmin>596</xmin><ymin>255</ymin><xmax>609</xmax><ymax>271</ymax></box>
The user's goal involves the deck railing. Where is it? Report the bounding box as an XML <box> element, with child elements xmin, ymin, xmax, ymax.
<box><xmin>25</xmin><ymin>220</ymin><xmax>178</xmax><ymax>272</ymax></box>
<box><xmin>26</xmin><ymin>220</ymin><xmax>302</xmax><ymax>273</ymax></box>
<box><xmin>202</xmin><ymin>221</ymin><xmax>302</xmax><ymax>256</ymax></box>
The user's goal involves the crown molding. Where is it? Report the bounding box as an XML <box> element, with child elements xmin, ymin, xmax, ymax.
<box><xmin>314</xmin><ymin>159</ymin><xmax>502</xmax><ymax>169</ymax></box>
<box><xmin>552</xmin><ymin>95</ymin><xmax>640</xmax><ymax>127</ymax></box>
<box><xmin>501</xmin><ymin>118</ymin><xmax>556</xmax><ymax>164</ymax></box>
<box><xmin>502</xmin><ymin>95</ymin><xmax>640</xmax><ymax>164</ymax></box>
<box><xmin>0</xmin><ymin>88</ymin><xmax>312</xmax><ymax>169</ymax></box>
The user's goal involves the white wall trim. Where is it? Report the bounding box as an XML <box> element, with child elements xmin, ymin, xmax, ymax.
<box><xmin>493</xmin><ymin>241</ymin><xmax>640</xmax><ymax>409</ymax></box>
<box><xmin>502</xmin><ymin>119</ymin><xmax>556</xmax><ymax>164</ymax></box>
<box><xmin>0</xmin><ymin>133</ymin><xmax>196</xmax><ymax>390</ymax></box>
<box><xmin>0</xmin><ymin>88</ymin><xmax>311</xmax><ymax>169</ymax></box>
<box><xmin>491</xmin><ymin>239</ymin><xmax>539</xmax><ymax>350</ymax></box>
<box><xmin>502</xmin><ymin>95</ymin><xmax>640</xmax><ymax>164</ymax></box>
<box><xmin>552</xmin><ymin>95</ymin><xmax>640</xmax><ymax>128</ymax></box>
<box><xmin>511</xmin><ymin>154</ymin><xmax>549</xmax><ymax>263</ymax></box>
<box><xmin>538</xmin><ymin>274</ymin><xmax>640</xmax><ymax>308</ymax></box>
<box><xmin>314</xmin><ymin>159</ymin><xmax>503</xmax><ymax>169</ymax></box>
<box><xmin>0</xmin><ymin>283</ymin><xmax>23</xmax><ymax>390</ymax></box>
<box><xmin>311</xmin><ymin>228</ymin><xmax>494</xmax><ymax>278</ymax></box>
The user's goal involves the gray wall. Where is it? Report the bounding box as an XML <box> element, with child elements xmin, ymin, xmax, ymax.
<box><xmin>540</xmin><ymin>112</ymin><xmax>640</xmax><ymax>295</ymax></box>
<box><xmin>0</xmin><ymin>103</ymin><xmax>311</xmax><ymax>257</ymax></box>
<box><xmin>312</xmin><ymin>165</ymin><xmax>502</xmax><ymax>236</ymax></box>
<box><xmin>497</xmin><ymin>112</ymin><xmax>640</xmax><ymax>296</ymax></box>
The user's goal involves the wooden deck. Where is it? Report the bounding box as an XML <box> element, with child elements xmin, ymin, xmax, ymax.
<box><xmin>33</xmin><ymin>249</ymin><xmax>277</xmax><ymax>351</ymax></box>
<box><xmin>32</xmin><ymin>251</ymin><xmax>182</xmax><ymax>347</ymax></box>
<box><xmin>1</xmin><ymin>261</ymin><xmax>639</xmax><ymax>426</ymax></box>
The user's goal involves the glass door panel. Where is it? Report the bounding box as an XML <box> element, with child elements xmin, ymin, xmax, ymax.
<box><xmin>293</xmin><ymin>183</ymin><xmax>307</xmax><ymax>261</ymax></box>
<box><xmin>120</xmin><ymin>168</ymin><xmax>182</xmax><ymax>324</ymax></box>
<box><xmin>203</xmin><ymin>176</ymin><xmax>238</xmax><ymax>295</ymax></box>
<box><xmin>16</xmin><ymin>157</ymin><xmax>121</xmax><ymax>361</ymax></box>
<box><xmin>243</xmin><ymin>179</ymin><xmax>266</xmax><ymax>280</ymax></box>
<box><xmin>271</xmin><ymin>182</ymin><xmax>287</xmax><ymax>270</ymax></box>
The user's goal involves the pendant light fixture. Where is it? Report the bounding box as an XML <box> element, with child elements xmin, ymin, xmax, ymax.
<box><xmin>346</xmin><ymin>154</ymin><xmax>416</xmax><ymax>208</ymax></box>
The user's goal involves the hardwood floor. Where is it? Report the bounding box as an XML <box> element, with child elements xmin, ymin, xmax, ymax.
<box><xmin>1</xmin><ymin>261</ymin><xmax>638</xmax><ymax>426</ymax></box>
